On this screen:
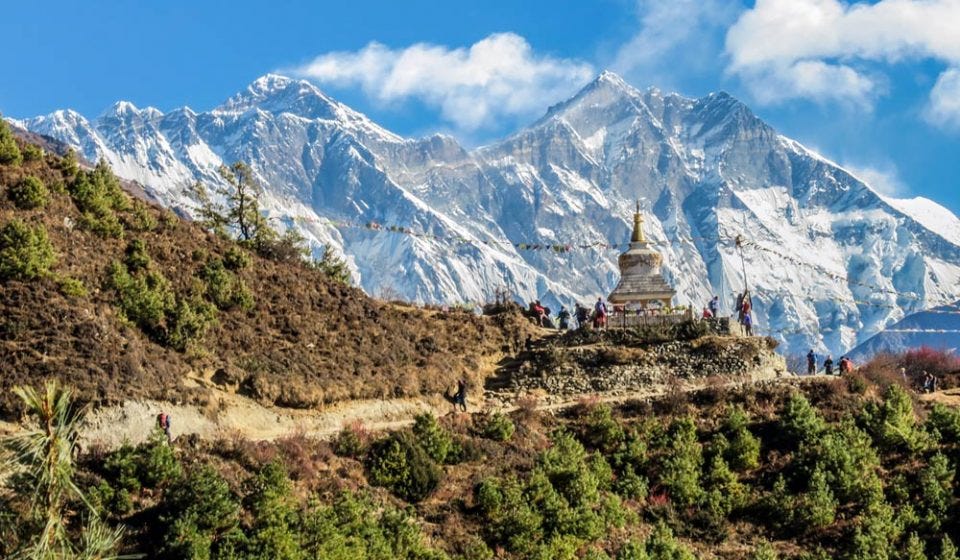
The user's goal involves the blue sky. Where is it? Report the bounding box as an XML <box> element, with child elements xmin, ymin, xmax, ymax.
<box><xmin>2</xmin><ymin>0</ymin><xmax>958</xmax><ymax>213</ymax></box>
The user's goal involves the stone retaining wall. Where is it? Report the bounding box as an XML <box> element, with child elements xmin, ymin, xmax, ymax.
<box><xmin>504</xmin><ymin>336</ymin><xmax>786</xmax><ymax>398</ymax></box>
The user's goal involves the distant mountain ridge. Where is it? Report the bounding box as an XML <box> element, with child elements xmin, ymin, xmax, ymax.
<box><xmin>848</xmin><ymin>300</ymin><xmax>960</xmax><ymax>360</ymax></box>
<box><xmin>13</xmin><ymin>71</ymin><xmax>960</xmax><ymax>356</ymax></box>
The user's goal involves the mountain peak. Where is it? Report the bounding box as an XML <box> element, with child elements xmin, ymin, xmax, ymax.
<box><xmin>248</xmin><ymin>73</ymin><xmax>303</xmax><ymax>96</ymax></box>
<box><xmin>595</xmin><ymin>70</ymin><xmax>629</xmax><ymax>87</ymax></box>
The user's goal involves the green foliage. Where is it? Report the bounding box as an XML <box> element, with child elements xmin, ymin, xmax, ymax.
<box><xmin>847</xmin><ymin>499</ymin><xmax>902</xmax><ymax>560</ymax></box>
<box><xmin>862</xmin><ymin>383</ymin><xmax>929</xmax><ymax>453</ymax></box>
<box><xmin>475</xmin><ymin>476</ymin><xmax>543</xmax><ymax>554</ymax></box>
<box><xmin>537</xmin><ymin>431</ymin><xmax>607</xmax><ymax>507</ymax></box>
<box><xmin>333</xmin><ymin>425</ymin><xmax>366</xmax><ymax>458</ymax></box>
<box><xmin>616</xmin><ymin>540</ymin><xmax>649</xmax><ymax>560</ymax></box>
<box><xmin>21</xmin><ymin>143</ymin><xmax>44</xmax><ymax>162</ymax></box>
<box><xmin>795</xmin><ymin>467</ymin><xmax>837</xmax><ymax>530</ymax></box>
<box><xmin>58</xmin><ymin>149</ymin><xmax>79</xmax><ymax>179</ymax></box>
<box><xmin>124</xmin><ymin>238</ymin><xmax>151</xmax><ymax>271</ymax></box>
<box><xmin>659</xmin><ymin>416</ymin><xmax>703</xmax><ymax>507</ymax></box>
<box><xmin>722</xmin><ymin>405</ymin><xmax>761</xmax><ymax>471</ymax></box>
<box><xmin>312</xmin><ymin>245</ymin><xmax>351</xmax><ymax>285</ymax></box>
<box><xmin>579</xmin><ymin>404</ymin><xmax>625</xmax><ymax>453</ymax></box>
<box><xmin>1</xmin><ymin>381</ymin><xmax>124</xmax><ymax>558</ymax></box>
<box><xmin>109</xmin><ymin>259</ymin><xmax>216</xmax><ymax>351</ymax></box>
<box><xmin>925</xmin><ymin>403</ymin><xmax>960</xmax><ymax>443</ymax></box>
<box><xmin>644</xmin><ymin>522</ymin><xmax>696</xmax><ymax>560</ymax></box>
<box><xmin>242</xmin><ymin>461</ymin><xmax>301</xmax><ymax>560</ymax></box>
<box><xmin>699</xmin><ymin>453</ymin><xmax>745</xmax><ymax>528</ymax></box>
<box><xmin>903</xmin><ymin>533</ymin><xmax>927</xmax><ymax>560</ymax></box>
<box><xmin>200</xmin><ymin>257</ymin><xmax>254</xmax><ymax>311</ymax></box>
<box><xmin>8</xmin><ymin>175</ymin><xmax>49</xmax><ymax>209</ymax></box>
<box><xmin>138</xmin><ymin>428</ymin><xmax>182</xmax><ymax>487</ymax></box>
<box><xmin>779</xmin><ymin>393</ymin><xmax>827</xmax><ymax>448</ymax></box>
<box><xmin>938</xmin><ymin>537</ymin><xmax>958</xmax><ymax>560</ymax></box>
<box><xmin>412</xmin><ymin>412</ymin><xmax>454</xmax><ymax>464</ymax></box>
<box><xmin>0</xmin><ymin>219</ymin><xmax>55</xmax><ymax>281</ymax></box>
<box><xmin>751</xmin><ymin>542</ymin><xmax>779</xmax><ymax>560</ymax></box>
<box><xmin>223</xmin><ymin>246</ymin><xmax>252</xmax><ymax>271</ymax></box>
<box><xmin>159</xmin><ymin>464</ymin><xmax>240</xmax><ymax>559</ymax></box>
<box><xmin>56</xmin><ymin>275</ymin><xmax>87</xmax><ymax>298</ymax></box>
<box><xmin>0</xmin><ymin>118</ymin><xmax>22</xmax><ymax>166</ymax></box>
<box><xmin>796</xmin><ymin>420</ymin><xmax>881</xmax><ymax>506</ymax></box>
<box><xmin>366</xmin><ymin>431</ymin><xmax>441</xmax><ymax>503</ymax></box>
<box><xmin>165</xmin><ymin>295</ymin><xmax>218</xmax><ymax>352</ymax></box>
<box><xmin>127</xmin><ymin>200</ymin><xmax>158</xmax><ymax>232</ymax></box>
<box><xmin>917</xmin><ymin>453</ymin><xmax>953</xmax><ymax>534</ymax></box>
<box><xmin>480</xmin><ymin>412</ymin><xmax>516</xmax><ymax>442</ymax></box>
<box><xmin>300</xmin><ymin>491</ymin><xmax>445</xmax><ymax>559</ymax></box>
<box><xmin>68</xmin><ymin>160</ymin><xmax>129</xmax><ymax>238</ymax></box>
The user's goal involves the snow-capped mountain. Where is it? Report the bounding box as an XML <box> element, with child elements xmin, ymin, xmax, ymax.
<box><xmin>848</xmin><ymin>300</ymin><xmax>960</xmax><ymax>360</ymax></box>
<box><xmin>16</xmin><ymin>71</ymin><xmax>960</xmax><ymax>356</ymax></box>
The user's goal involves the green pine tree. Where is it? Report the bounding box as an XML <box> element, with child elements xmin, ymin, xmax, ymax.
<box><xmin>0</xmin><ymin>117</ymin><xmax>22</xmax><ymax>166</ymax></box>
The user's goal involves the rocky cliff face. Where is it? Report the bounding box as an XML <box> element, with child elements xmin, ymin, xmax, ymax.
<box><xmin>15</xmin><ymin>71</ymin><xmax>960</xmax><ymax>356</ymax></box>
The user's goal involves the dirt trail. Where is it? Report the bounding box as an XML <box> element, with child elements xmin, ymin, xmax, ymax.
<box><xmin>71</xmin><ymin>372</ymin><xmax>835</xmax><ymax>450</ymax></box>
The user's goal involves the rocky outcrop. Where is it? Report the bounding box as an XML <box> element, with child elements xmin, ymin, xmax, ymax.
<box><xmin>501</xmin><ymin>335</ymin><xmax>786</xmax><ymax>398</ymax></box>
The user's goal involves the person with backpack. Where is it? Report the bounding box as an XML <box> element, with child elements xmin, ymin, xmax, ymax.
<box><xmin>594</xmin><ymin>298</ymin><xmax>607</xmax><ymax>330</ymax></box>
<box><xmin>806</xmin><ymin>349</ymin><xmax>816</xmax><ymax>375</ymax></box>
<box><xmin>708</xmin><ymin>296</ymin><xmax>719</xmax><ymax>317</ymax></box>
<box><xmin>453</xmin><ymin>379</ymin><xmax>468</xmax><ymax>412</ymax></box>
<box><xmin>558</xmin><ymin>306</ymin><xmax>571</xmax><ymax>330</ymax></box>
<box><xmin>740</xmin><ymin>292</ymin><xmax>752</xmax><ymax>322</ymax></box>
<box><xmin>157</xmin><ymin>411</ymin><xmax>172</xmax><ymax>443</ymax></box>
<box><xmin>823</xmin><ymin>356</ymin><xmax>834</xmax><ymax>376</ymax></box>
<box><xmin>575</xmin><ymin>303</ymin><xmax>589</xmax><ymax>330</ymax></box>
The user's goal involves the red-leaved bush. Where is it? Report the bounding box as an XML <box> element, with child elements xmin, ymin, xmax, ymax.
<box><xmin>901</xmin><ymin>346</ymin><xmax>960</xmax><ymax>382</ymax></box>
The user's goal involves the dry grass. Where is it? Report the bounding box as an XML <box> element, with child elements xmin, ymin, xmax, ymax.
<box><xmin>0</xmin><ymin>137</ymin><xmax>533</xmax><ymax>418</ymax></box>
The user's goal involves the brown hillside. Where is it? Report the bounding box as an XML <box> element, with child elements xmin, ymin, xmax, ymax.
<box><xmin>0</xmin><ymin>133</ymin><xmax>531</xmax><ymax>419</ymax></box>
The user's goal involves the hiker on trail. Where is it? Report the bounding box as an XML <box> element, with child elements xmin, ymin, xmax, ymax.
<box><xmin>923</xmin><ymin>371</ymin><xmax>936</xmax><ymax>393</ymax></box>
<box><xmin>736</xmin><ymin>293</ymin><xmax>745</xmax><ymax>322</ymax></box>
<box><xmin>575</xmin><ymin>303</ymin><xmax>589</xmax><ymax>330</ymax></box>
<box><xmin>532</xmin><ymin>300</ymin><xmax>546</xmax><ymax>327</ymax></box>
<box><xmin>742</xmin><ymin>312</ymin><xmax>753</xmax><ymax>336</ymax></box>
<box><xmin>558</xmin><ymin>306</ymin><xmax>571</xmax><ymax>330</ymax></box>
<box><xmin>839</xmin><ymin>356</ymin><xmax>854</xmax><ymax>376</ymax></box>
<box><xmin>453</xmin><ymin>379</ymin><xmax>468</xmax><ymax>412</ymax></box>
<box><xmin>157</xmin><ymin>411</ymin><xmax>172</xmax><ymax>443</ymax></box>
<box><xmin>807</xmin><ymin>350</ymin><xmax>817</xmax><ymax>375</ymax></box>
<box><xmin>594</xmin><ymin>298</ymin><xmax>608</xmax><ymax>330</ymax></box>
<box><xmin>702</xmin><ymin>307</ymin><xmax>713</xmax><ymax>318</ymax></box>
<box><xmin>824</xmin><ymin>356</ymin><xmax>834</xmax><ymax>376</ymax></box>
<box><xmin>709</xmin><ymin>296</ymin><xmax>719</xmax><ymax>317</ymax></box>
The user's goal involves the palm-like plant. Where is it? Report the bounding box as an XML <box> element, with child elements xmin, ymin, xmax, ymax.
<box><xmin>1</xmin><ymin>381</ymin><xmax>125</xmax><ymax>559</ymax></box>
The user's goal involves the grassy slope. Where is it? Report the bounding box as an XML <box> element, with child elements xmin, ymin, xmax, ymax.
<box><xmin>0</xmin><ymin>134</ymin><xmax>531</xmax><ymax>419</ymax></box>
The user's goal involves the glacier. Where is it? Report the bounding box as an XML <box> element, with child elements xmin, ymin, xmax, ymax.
<box><xmin>14</xmin><ymin>70</ymin><xmax>960</xmax><ymax>357</ymax></box>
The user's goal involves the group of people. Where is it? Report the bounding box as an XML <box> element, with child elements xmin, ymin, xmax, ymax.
<box><xmin>701</xmin><ymin>295</ymin><xmax>720</xmax><ymax>318</ymax></box>
<box><xmin>805</xmin><ymin>350</ymin><xmax>855</xmax><ymax>376</ymax></box>
<box><xmin>528</xmin><ymin>298</ymin><xmax>609</xmax><ymax>331</ymax></box>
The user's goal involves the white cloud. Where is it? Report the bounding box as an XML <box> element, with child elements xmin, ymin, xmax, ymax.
<box><xmin>725</xmin><ymin>0</ymin><xmax>960</xmax><ymax>111</ymax></box>
<box><xmin>611</xmin><ymin>0</ymin><xmax>740</xmax><ymax>89</ymax></box>
<box><xmin>290</xmin><ymin>33</ymin><xmax>594</xmax><ymax>132</ymax></box>
<box><xmin>927</xmin><ymin>67</ymin><xmax>960</xmax><ymax>129</ymax></box>
<box><xmin>842</xmin><ymin>162</ymin><xmax>909</xmax><ymax>197</ymax></box>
